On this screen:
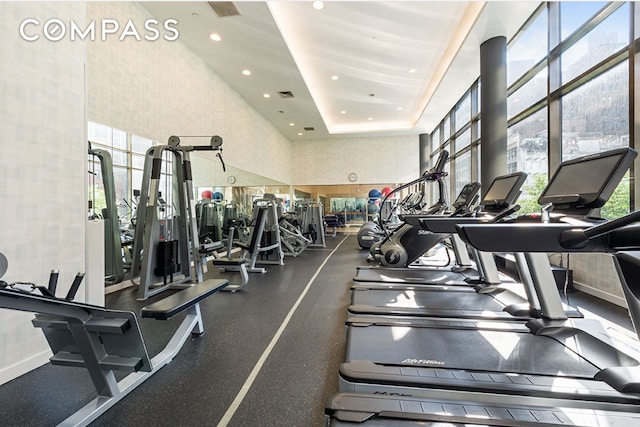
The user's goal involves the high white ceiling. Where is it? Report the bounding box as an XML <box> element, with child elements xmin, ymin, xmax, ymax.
<box><xmin>143</xmin><ymin>1</ymin><xmax>540</xmax><ymax>141</ymax></box>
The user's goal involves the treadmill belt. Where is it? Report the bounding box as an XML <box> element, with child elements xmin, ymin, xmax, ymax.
<box><xmin>351</xmin><ymin>287</ymin><xmax>513</xmax><ymax>312</ymax></box>
<box><xmin>346</xmin><ymin>325</ymin><xmax>599</xmax><ymax>377</ymax></box>
<box><xmin>354</xmin><ymin>267</ymin><xmax>472</xmax><ymax>285</ymax></box>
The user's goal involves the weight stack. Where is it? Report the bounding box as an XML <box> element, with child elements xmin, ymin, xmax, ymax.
<box><xmin>154</xmin><ymin>239</ymin><xmax>180</xmax><ymax>276</ymax></box>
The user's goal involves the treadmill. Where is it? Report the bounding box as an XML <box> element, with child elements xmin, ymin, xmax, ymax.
<box><xmin>328</xmin><ymin>214</ymin><xmax>640</xmax><ymax>426</ymax></box>
<box><xmin>354</xmin><ymin>172</ymin><xmax>527</xmax><ymax>288</ymax></box>
<box><xmin>350</xmin><ymin>169</ymin><xmax>587</xmax><ymax>320</ymax></box>
<box><xmin>351</xmin><ymin>173</ymin><xmax>537</xmax><ymax>321</ymax></box>
<box><xmin>341</xmin><ymin>147</ymin><xmax>640</xmax><ymax>407</ymax></box>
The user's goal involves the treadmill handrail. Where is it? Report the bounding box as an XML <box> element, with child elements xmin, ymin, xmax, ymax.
<box><xmin>456</xmin><ymin>222</ymin><xmax>640</xmax><ymax>253</ymax></box>
<box><xmin>418</xmin><ymin>216</ymin><xmax>495</xmax><ymax>233</ymax></box>
<box><xmin>455</xmin><ymin>209</ymin><xmax>640</xmax><ymax>253</ymax></box>
<box><xmin>560</xmin><ymin>209</ymin><xmax>640</xmax><ymax>249</ymax></box>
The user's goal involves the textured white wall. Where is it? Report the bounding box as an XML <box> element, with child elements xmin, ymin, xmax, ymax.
<box><xmin>291</xmin><ymin>135</ymin><xmax>419</xmax><ymax>185</ymax></box>
<box><xmin>86</xmin><ymin>2</ymin><xmax>292</xmax><ymax>185</ymax></box>
<box><xmin>553</xmin><ymin>253</ymin><xmax>627</xmax><ymax>307</ymax></box>
<box><xmin>0</xmin><ymin>2</ymin><xmax>87</xmax><ymax>384</ymax></box>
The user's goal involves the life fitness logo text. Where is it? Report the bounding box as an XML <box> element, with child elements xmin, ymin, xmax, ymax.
<box><xmin>19</xmin><ymin>18</ymin><xmax>179</xmax><ymax>42</ymax></box>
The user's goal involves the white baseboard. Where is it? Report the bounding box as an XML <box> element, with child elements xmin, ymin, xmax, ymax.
<box><xmin>573</xmin><ymin>281</ymin><xmax>628</xmax><ymax>309</ymax></box>
<box><xmin>0</xmin><ymin>349</ymin><xmax>51</xmax><ymax>386</ymax></box>
<box><xmin>105</xmin><ymin>279</ymin><xmax>134</xmax><ymax>295</ymax></box>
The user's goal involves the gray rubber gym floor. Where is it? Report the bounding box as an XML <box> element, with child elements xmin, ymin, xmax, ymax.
<box><xmin>0</xmin><ymin>233</ymin><xmax>361</xmax><ymax>427</ymax></box>
<box><xmin>0</xmin><ymin>233</ymin><xmax>635</xmax><ymax>426</ymax></box>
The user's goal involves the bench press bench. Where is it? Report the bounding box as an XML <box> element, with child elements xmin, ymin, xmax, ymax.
<box><xmin>0</xmin><ymin>274</ymin><xmax>227</xmax><ymax>427</ymax></box>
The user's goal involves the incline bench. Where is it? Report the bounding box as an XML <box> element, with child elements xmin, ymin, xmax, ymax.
<box><xmin>0</xmin><ymin>276</ymin><xmax>227</xmax><ymax>427</ymax></box>
<box><xmin>211</xmin><ymin>205</ymin><xmax>270</xmax><ymax>291</ymax></box>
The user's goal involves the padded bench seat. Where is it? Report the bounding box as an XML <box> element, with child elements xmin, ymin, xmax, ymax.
<box><xmin>211</xmin><ymin>258</ymin><xmax>246</xmax><ymax>266</ymax></box>
<box><xmin>141</xmin><ymin>279</ymin><xmax>228</xmax><ymax>320</ymax></box>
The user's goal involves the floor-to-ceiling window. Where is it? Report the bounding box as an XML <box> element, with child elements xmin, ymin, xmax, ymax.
<box><xmin>429</xmin><ymin>83</ymin><xmax>480</xmax><ymax>205</ymax></box>
<box><xmin>506</xmin><ymin>5</ymin><xmax>549</xmax><ymax>213</ymax></box>
<box><xmin>510</xmin><ymin>2</ymin><xmax>632</xmax><ymax>217</ymax></box>
<box><xmin>88</xmin><ymin>121</ymin><xmax>156</xmax><ymax>223</ymax></box>
<box><xmin>430</xmin><ymin>1</ymin><xmax>635</xmax><ymax>218</ymax></box>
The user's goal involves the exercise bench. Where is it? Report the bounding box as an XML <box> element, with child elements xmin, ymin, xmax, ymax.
<box><xmin>211</xmin><ymin>206</ymin><xmax>270</xmax><ymax>291</ymax></box>
<box><xmin>210</xmin><ymin>228</ymin><xmax>250</xmax><ymax>291</ymax></box>
<box><xmin>0</xmin><ymin>275</ymin><xmax>227</xmax><ymax>427</ymax></box>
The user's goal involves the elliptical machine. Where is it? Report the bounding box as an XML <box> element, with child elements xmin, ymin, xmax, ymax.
<box><xmin>368</xmin><ymin>150</ymin><xmax>451</xmax><ymax>267</ymax></box>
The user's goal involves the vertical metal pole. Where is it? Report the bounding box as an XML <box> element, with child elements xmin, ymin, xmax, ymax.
<box><xmin>513</xmin><ymin>252</ymin><xmax>542</xmax><ymax>313</ymax></box>
<box><xmin>173</xmin><ymin>150</ymin><xmax>192</xmax><ymax>282</ymax></box>
<box><xmin>182</xmin><ymin>150</ymin><xmax>203</xmax><ymax>283</ymax></box>
<box><xmin>449</xmin><ymin>234</ymin><xmax>472</xmax><ymax>268</ymax></box>
<box><xmin>131</xmin><ymin>147</ymin><xmax>156</xmax><ymax>280</ymax></box>
<box><xmin>524</xmin><ymin>252</ymin><xmax>567</xmax><ymax>320</ymax></box>
<box><xmin>475</xmin><ymin>250</ymin><xmax>501</xmax><ymax>285</ymax></box>
<box><xmin>138</xmin><ymin>147</ymin><xmax>165</xmax><ymax>300</ymax></box>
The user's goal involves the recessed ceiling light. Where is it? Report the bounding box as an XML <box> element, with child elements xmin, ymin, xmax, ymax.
<box><xmin>408</xmin><ymin>68</ymin><xmax>417</xmax><ymax>73</ymax></box>
<box><xmin>298</xmin><ymin>132</ymin><xmax>303</xmax><ymax>136</ymax></box>
<box><xmin>263</xmin><ymin>93</ymin><xmax>271</xmax><ymax>98</ymax></box>
<box><xmin>331</xmin><ymin>75</ymin><xmax>339</xmax><ymax>81</ymax></box>
<box><xmin>242</xmin><ymin>69</ymin><xmax>251</xmax><ymax>76</ymax></box>
<box><xmin>396</xmin><ymin>107</ymin><xmax>403</xmax><ymax>111</ymax></box>
<box><xmin>209</xmin><ymin>33</ymin><xmax>221</xmax><ymax>42</ymax></box>
<box><xmin>289</xmin><ymin>122</ymin><xmax>295</xmax><ymax>126</ymax></box>
<box><xmin>368</xmin><ymin>117</ymin><xmax>373</xmax><ymax>121</ymax></box>
<box><xmin>340</xmin><ymin>110</ymin><xmax>346</xmax><ymax>114</ymax></box>
<box><xmin>313</xmin><ymin>1</ymin><xmax>324</xmax><ymax>10</ymax></box>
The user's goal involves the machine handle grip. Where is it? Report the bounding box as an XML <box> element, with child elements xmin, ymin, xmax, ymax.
<box><xmin>560</xmin><ymin>209</ymin><xmax>640</xmax><ymax>249</ymax></box>
<box><xmin>584</xmin><ymin>210</ymin><xmax>640</xmax><ymax>238</ymax></box>
<box><xmin>47</xmin><ymin>270</ymin><xmax>59</xmax><ymax>296</ymax></box>
<box><xmin>491</xmin><ymin>205</ymin><xmax>520</xmax><ymax>223</ymax></box>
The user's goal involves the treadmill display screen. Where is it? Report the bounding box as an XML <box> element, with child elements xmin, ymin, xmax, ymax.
<box><xmin>452</xmin><ymin>182</ymin><xmax>480</xmax><ymax>207</ymax></box>
<box><xmin>542</xmin><ymin>155</ymin><xmax>619</xmax><ymax>197</ymax></box>
<box><xmin>425</xmin><ymin>150</ymin><xmax>449</xmax><ymax>176</ymax></box>
<box><xmin>481</xmin><ymin>174</ymin><xmax>522</xmax><ymax>206</ymax></box>
<box><xmin>539</xmin><ymin>148</ymin><xmax>636</xmax><ymax>208</ymax></box>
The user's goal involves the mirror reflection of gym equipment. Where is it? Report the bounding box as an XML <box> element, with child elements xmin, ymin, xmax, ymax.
<box><xmin>248</xmin><ymin>194</ymin><xmax>285</xmax><ymax>268</ymax></box>
<box><xmin>295</xmin><ymin>200</ymin><xmax>326</xmax><ymax>248</ymax></box>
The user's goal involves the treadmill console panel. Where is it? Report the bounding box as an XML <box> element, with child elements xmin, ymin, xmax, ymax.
<box><xmin>451</xmin><ymin>182</ymin><xmax>481</xmax><ymax>210</ymax></box>
<box><xmin>480</xmin><ymin>172</ymin><xmax>527</xmax><ymax>214</ymax></box>
<box><xmin>538</xmin><ymin>147</ymin><xmax>637</xmax><ymax>213</ymax></box>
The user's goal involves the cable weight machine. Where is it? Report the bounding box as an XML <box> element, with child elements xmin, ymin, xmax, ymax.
<box><xmin>131</xmin><ymin>135</ymin><xmax>225</xmax><ymax>300</ymax></box>
<box><xmin>88</xmin><ymin>143</ymin><xmax>125</xmax><ymax>285</ymax></box>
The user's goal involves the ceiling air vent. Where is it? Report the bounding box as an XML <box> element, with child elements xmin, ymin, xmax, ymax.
<box><xmin>277</xmin><ymin>91</ymin><xmax>294</xmax><ymax>98</ymax></box>
<box><xmin>208</xmin><ymin>2</ymin><xmax>241</xmax><ymax>18</ymax></box>
<box><xmin>304</xmin><ymin>127</ymin><xmax>315</xmax><ymax>131</ymax></box>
